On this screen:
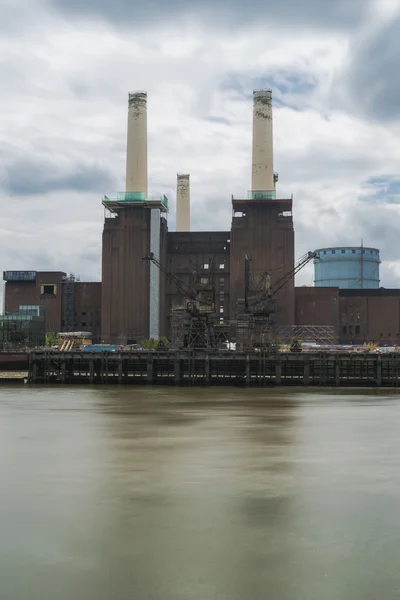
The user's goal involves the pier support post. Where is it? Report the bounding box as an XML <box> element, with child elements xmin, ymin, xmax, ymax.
<box><xmin>32</xmin><ymin>357</ymin><xmax>37</xmax><ymax>383</ymax></box>
<box><xmin>205</xmin><ymin>355</ymin><xmax>211</xmax><ymax>385</ymax></box>
<box><xmin>335</xmin><ymin>358</ymin><xmax>340</xmax><ymax>386</ymax></box>
<box><xmin>61</xmin><ymin>357</ymin><xmax>66</xmax><ymax>384</ymax></box>
<box><xmin>376</xmin><ymin>356</ymin><xmax>382</xmax><ymax>386</ymax></box>
<box><xmin>174</xmin><ymin>357</ymin><xmax>181</xmax><ymax>384</ymax></box>
<box><xmin>118</xmin><ymin>355</ymin><xmax>123</xmax><ymax>384</ymax></box>
<box><xmin>89</xmin><ymin>358</ymin><xmax>94</xmax><ymax>384</ymax></box>
<box><xmin>304</xmin><ymin>358</ymin><xmax>310</xmax><ymax>386</ymax></box>
<box><xmin>246</xmin><ymin>355</ymin><xmax>250</xmax><ymax>385</ymax></box>
<box><xmin>147</xmin><ymin>354</ymin><xmax>154</xmax><ymax>383</ymax></box>
<box><xmin>275</xmin><ymin>359</ymin><xmax>282</xmax><ymax>385</ymax></box>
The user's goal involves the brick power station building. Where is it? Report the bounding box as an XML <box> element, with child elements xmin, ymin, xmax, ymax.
<box><xmin>4</xmin><ymin>91</ymin><xmax>400</xmax><ymax>346</ymax></box>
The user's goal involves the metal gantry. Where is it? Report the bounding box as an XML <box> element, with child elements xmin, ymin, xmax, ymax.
<box><xmin>143</xmin><ymin>253</ymin><xmax>219</xmax><ymax>350</ymax></box>
<box><xmin>237</xmin><ymin>251</ymin><xmax>319</xmax><ymax>351</ymax></box>
<box><xmin>275</xmin><ymin>325</ymin><xmax>336</xmax><ymax>345</ymax></box>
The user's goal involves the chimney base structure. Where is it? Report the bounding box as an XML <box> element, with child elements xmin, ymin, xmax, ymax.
<box><xmin>101</xmin><ymin>92</ymin><xmax>169</xmax><ymax>344</ymax></box>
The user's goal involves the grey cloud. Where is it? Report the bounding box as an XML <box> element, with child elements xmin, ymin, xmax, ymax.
<box><xmin>346</xmin><ymin>201</ymin><xmax>400</xmax><ymax>264</ymax></box>
<box><xmin>220</xmin><ymin>72</ymin><xmax>317</xmax><ymax>108</ymax></box>
<box><xmin>278</xmin><ymin>146</ymin><xmax>376</xmax><ymax>184</ymax></box>
<box><xmin>3</xmin><ymin>159</ymin><xmax>116</xmax><ymax>196</ymax></box>
<box><xmin>332</xmin><ymin>14</ymin><xmax>400</xmax><ymax>122</ymax></box>
<box><xmin>50</xmin><ymin>0</ymin><xmax>369</xmax><ymax>29</ymax></box>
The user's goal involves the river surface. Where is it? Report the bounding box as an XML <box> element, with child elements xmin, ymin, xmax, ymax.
<box><xmin>1</xmin><ymin>386</ymin><xmax>400</xmax><ymax>599</ymax></box>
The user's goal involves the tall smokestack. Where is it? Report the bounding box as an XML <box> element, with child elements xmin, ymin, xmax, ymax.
<box><xmin>126</xmin><ymin>91</ymin><xmax>148</xmax><ymax>197</ymax></box>
<box><xmin>251</xmin><ymin>90</ymin><xmax>275</xmax><ymax>194</ymax></box>
<box><xmin>176</xmin><ymin>173</ymin><xmax>190</xmax><ymax>231</ymax></box>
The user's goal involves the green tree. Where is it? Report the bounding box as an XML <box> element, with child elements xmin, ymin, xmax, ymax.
<box><xmin>45</xmin><ymin>332</ymin><xmax>58</xmax><ymax>347</ymax></box>
<box><xmin>139</xmin><ymin>338</ymin><xmax>158</xmax><ymax>350</ymax></box>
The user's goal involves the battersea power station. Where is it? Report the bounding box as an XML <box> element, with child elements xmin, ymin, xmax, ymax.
<box><xmin>4</xmin><ymin>90</ymin><xmax>400</xmax><ymax>347</ymax></box>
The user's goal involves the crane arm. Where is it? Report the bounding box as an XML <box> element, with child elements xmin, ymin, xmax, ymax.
<box><xmin>143</xmin><ymin>253</ymin><xmax>214</xmax><ymax>308</ymax></box>
<box><xmin>142</xmin><ymin>253</ymin><xmax>198</xmax><ymax>300</ymax></box>
<box><xmin>246</xmin><ymin>251</ymin><xmax>318</xmax><ymax>309</ymax></box>
<box><xmin>271</xmin><ymin>251</ymin><xmax>318</xmax><ymax>297</ymax></box>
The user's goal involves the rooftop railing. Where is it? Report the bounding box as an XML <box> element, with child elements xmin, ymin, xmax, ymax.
<box><xmin>247</xmin><ymin>190</ymin><xmax>277</xmax><ymax>200</ymax></box>
<box><xmin>103</xmin><ymin>192</ymin><xmax>169</xmax><ymax>209</ymax></box>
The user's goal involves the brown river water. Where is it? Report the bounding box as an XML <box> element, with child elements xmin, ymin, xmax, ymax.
<box><xmin>1</xmin><ymin>386</ymin><xmax>400</xmax><ymax>599</ymax></box>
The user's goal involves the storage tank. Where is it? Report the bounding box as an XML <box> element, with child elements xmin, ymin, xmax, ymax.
<box><xmin>314</xmin><ymin>247</ymin><xmax>380</xmax><ymax>289</ymax></box>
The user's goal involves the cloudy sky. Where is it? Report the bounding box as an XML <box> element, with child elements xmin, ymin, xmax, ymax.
<box><xmin>2</xmin><ymin>0</ymin><xmax>400</xmax><ymax>299</ymax></box>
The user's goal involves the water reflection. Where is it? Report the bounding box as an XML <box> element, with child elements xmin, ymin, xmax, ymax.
<box><xmin>1</xmin><ymin>386</ymin><xmax>400</xmax><ymax>599</ymax></box>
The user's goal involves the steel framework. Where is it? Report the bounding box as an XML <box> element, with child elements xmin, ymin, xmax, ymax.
<box><xmin>236</xmin><ymin>251</ymin><xmax>319</xmax><ymax>351</ymax></box>
<box><xmin>63</xmin><ymin>273</ymin><xmax>79</xmax><ymax>333</ymax></box>
<box><xmin>275</xmin><ymin>325</ymin><xmax>336</xmax><ymax>345</ymax></box>
<box><xmin>144</xmin><ymin>253</ymin><xmax>220</xmax><ymax>351</ymax></box>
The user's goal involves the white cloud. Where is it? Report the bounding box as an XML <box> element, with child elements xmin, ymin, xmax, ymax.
<box><xmin>1</xmin><ymin>0</ymin><xmax>400</xmax><ymax>310</ymax></box>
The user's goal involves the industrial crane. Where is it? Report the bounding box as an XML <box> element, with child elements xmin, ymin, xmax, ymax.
<box><xmin>245</xmin><ymin>251</ymin><xmax>318</xmax><ymax>315</ymax></box>
<box><xmin>238</xmin><ymin>251</ymin><xmax>319</xmax><ymax>350</ymax></box>
<box><xmin>142</xmin><ymin>253</ymin><xmax>217</xmax><ymax>350</ymax></box>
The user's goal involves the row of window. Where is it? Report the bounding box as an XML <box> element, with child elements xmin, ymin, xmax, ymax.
<box><xmin>323</xmin><ymin>249</ymin><xmax>378</xmax><ymax>255</ymax></box>
<box><xmin>204</xmin><ymin>264</ymin><xmax>225</xmax><ymax>270</ymax></box>
<box><xmin>342</xmin><ymin>325</ymin><xmax>361</xmax><ymax>335</ymax></box>
<box><xmin>343</xmin><ymin>326</ymin><xmax>399</xmax><ymax>337</ymax></box>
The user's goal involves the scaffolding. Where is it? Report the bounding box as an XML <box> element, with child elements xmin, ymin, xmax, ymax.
<box><xmin>170</xmin><ymin>309</ymin><xmax>186</xmax><ymax>350</ymax></box>
<box><xmin>63</xmin><ymin>273</ymin><xmax>79</xmax><ymax>333</ymax></box>
<box><xmin>275</xmin><ymin>325</ymin><xmax>336</xmax><ymax>345</ymax></box>
<box><xmin>169</xmin><ymin>308</ymin><xmax>218</xmax><ymax>351</ymax></box>
<box><xmin>185</xmin><ymin>313</ymin><xmax>215</xmax><ymax>350</ymax></box>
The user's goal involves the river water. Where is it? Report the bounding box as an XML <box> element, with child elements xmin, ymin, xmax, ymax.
<box><xmin>1</xmin><ymin>386</ymin><xmax>400</xmax><ymax>599</ymax></box>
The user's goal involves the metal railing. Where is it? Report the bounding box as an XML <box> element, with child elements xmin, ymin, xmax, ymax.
<box><xmin>103</xmin><ymin>192</ymin><xmax>169</xmax><ymax>208</ymax></box>
<box><xmin>247</xmin><ymin>190</ymin><xmax>277</xmax><ymax>200</ymax></box>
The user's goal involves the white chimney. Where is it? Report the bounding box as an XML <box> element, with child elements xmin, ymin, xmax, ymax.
<box><xmin>176</xmin><ymin>173</ymin><xmax>190</xmax><ymax>231</ymax></box>
<box><xmin>125</xmin><ymin>92</ymin><xmax>148</xmax><ymax>197</ymax></box>
<box><xmin>251</xmin><ymin>90</ymin><xmax>275</xmax><ymax>194</ymax></box>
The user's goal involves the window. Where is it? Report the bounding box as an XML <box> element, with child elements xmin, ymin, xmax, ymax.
<box><xmin>200</xmin><ymin>278</ymin><xmax>208</xmax><ymax>285</ymax></box>
<box><xmin>323</xmin><ymin>250</ymin><xmax>326</xmax><ymax>254</ymax></box>
<box><xmin>82</xmin><ymin>322</ymin><xmax>87</xmax><ymax>327</ymax></box>
<box><xmin>82</xmin><ymin>312</ymin><xmax>87</xmax><ymax>316</ymax></box>
<box><xmin>349</xmin><ymin>325</ymin><xmax>353</xmax><ymax>334</ymax></box>
<box><xmin>342</xmin><ymin>326</ymin><xmax>347</xmax><ymax>334</ymax></box>
<box><xmin>332</xmin><ymin>250</ymin><xmax>336</xmax><ymax>254</ymax></box>
<box><xmin>341</xmin><ymin>249</ymin><xmax>345</xmax><ymax>254</ymax></box>
<box><xmin>203</xmin><ymin>264</ymin><xmax>209</xmax><ymax>269</ymax></box>
<box><xmin>220</xmin><ymin>307</ymin><xmax>224</xmax><ymax>313</ymax></box>
<box><xmin>219</xmin><ymin>264</ymin><xmax>224</xmax><ymax>269</ymax></box>
<box><xmin>352</xmin><ymin>249</ymin><xmax>356</xmax><ymax>254</ymax></box>
<box><xmin>41</xmin><ymin>284</ymin><xmax>56</xmax><ymax>296</ymax></box>
<box><xmin>355</xmin><ymin>325</ymin><xmax>360</xmax><ymax>334</ymax></box>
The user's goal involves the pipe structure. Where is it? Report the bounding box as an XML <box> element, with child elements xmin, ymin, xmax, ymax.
<box><xmin>176</xmin><ymin>173</ymin><xmax>190</xmax><ymax>231</ymax></box>
<box><xmin>251</xmin><ymin>90</ymin><xmax>274</xmax><ymax>194</ymax></box>
<box><xmin>125</xmin><ymin>91</ymin><xmax>148</xmax><ymax>197</ymax></box>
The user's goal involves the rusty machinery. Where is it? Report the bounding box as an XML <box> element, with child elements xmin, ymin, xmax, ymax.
<box><xmin>143</xmin><ymin>253</ymin><xmax>221</xmax><ymax>350</ymax></box>
<box><xmin>236</xmin><ymin>251</ymin><xmax>318</xmax><ymax>351</ymax></box>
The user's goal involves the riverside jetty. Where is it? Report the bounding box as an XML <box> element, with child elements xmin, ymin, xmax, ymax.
<box><xmin>22</xmin><ymin>350</ymin><xmax>400</xmax><ymax>387</ymax></box>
